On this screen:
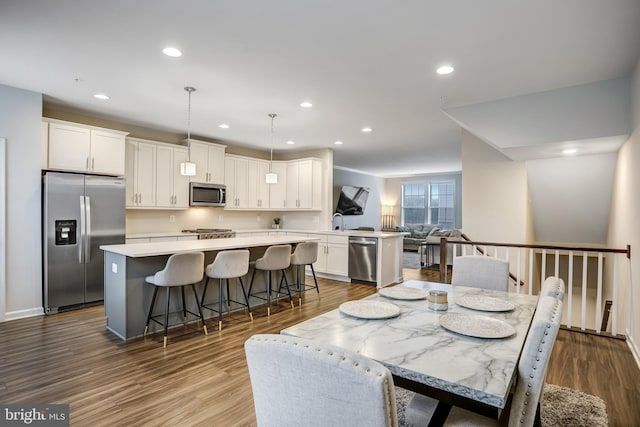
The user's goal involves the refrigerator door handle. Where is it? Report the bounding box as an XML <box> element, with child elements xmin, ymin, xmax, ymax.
<box><xmin>85</xmin><ymin>196</ymin><xmax>92</xmax><ymax>263</ymax></box>
<box><xmin>79</xmin><ymin>195</ymin><xmax>86</xmax><ymax>264</ymax></box>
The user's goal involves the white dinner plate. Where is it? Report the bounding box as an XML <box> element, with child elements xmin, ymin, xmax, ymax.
<box><xmin>378</xmin><ymin>286</ymin><xmax>429</xmax><ymax>300</ymax></box>
<box><xmin>456</xmin><ymin>295</ymin><xmax>515</xmax><ymax>312</ymax></box>
<box><xmin>439</xmin><ymin>313</ymin><xmax>515</xmax><ymax>339</ymax></box>
<box><xmin>339</xmin><ymin>300</ymin><xmax>401</xmax><ymax>320</ymax></box>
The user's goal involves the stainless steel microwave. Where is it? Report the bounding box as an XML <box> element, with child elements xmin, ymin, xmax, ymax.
<box><xmin>189</xmin><ymin>182</ymin><xmax>226</xmax><ymax>207</ymax></box>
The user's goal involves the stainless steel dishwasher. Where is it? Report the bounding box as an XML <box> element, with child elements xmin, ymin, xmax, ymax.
<box><xmin>348</xmin><ymin>236</ymin><xmax>377</xmax><ymax>283</ymax></box>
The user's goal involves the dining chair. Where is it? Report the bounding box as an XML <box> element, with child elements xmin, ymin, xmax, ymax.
<box><xmin>201</xmin><ymin>249</ymin><xmax>252</xmax><ymax>331</ymax></box>
<box><xmin>247</xmin><ymin>244</ymin><xmax>294</xmax><ymax>316</ymax></box>
<box><xmin>143</xmin><ymin>252</ymin><xmax>207</xmax><ymax>347</ymax></box>
<box><xmin>540</xmin><ymin>276</ymin><xmax>565</xmax><ymax>300</ymax></box>
<box><xmin>245</xmin><ymin>334</ymin><xmax>398</xmax><ymax>427</ymax></box>
<box><xmin>451</xmin><ymin>255</ymin><xmax>509</xmax><ymax>291</ymax></box>
<box><xmin>405</xmin><ymin>295</ymin><xmax>563</xmax><ymax>427</ymax></box>
<box><xmin>289</xmin><ymin>241</ymin><xmax>320</xmax><ymax>306</ymax></box>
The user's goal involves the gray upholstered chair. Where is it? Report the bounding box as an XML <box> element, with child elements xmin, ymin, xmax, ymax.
<box><xmin>144</xmin><ymin>252</ymin><xmax>207</xmax><ymax>347</ymax></box>
<box><xmin>245</xmin><ymin>334</ymin><xmax>398</xmax><ymax>427</ymax></box>
<box><xmin>289</xmin><ymin>241</ymin><xmax>319</xmax><ymax>305</ymax></box>
<box><xmin>451</xmin><ymin>255</ymin><xmax>510</xmax><ymax>291</ymax></box>
<box><xmin>541</xmin><ymin>276</ymin><xmax>565</xmax><ymax>301</ymax></box>
<box><xmin>406</xmin><ymin>296</ymin><xmax>563</xmax><ymax>426</ymax></box>
<box><xmin>248</xmin><ymin>244</ymin><xmax>294</xmax><ymax>316</ymax></box>
<box><xmin>201</xmin><ymin>249</ymin><xmax>252</xmax><ymax>331</ymax></box>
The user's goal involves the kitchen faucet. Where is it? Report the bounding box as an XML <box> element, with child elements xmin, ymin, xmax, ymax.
<box><xmin>332</xmin><ymin>212</ymin><xmax>345</xmax><ymax>231</ymax></box>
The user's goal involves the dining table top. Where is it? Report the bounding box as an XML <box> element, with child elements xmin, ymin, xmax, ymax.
<box><xmin>281</xmin><ymin>280</ymin><xmax>539</xmax><ymax>413</ymax></box>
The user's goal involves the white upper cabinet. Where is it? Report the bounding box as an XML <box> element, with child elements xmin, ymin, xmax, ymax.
<box><xmin>268</xmin><ymin>161</ymin><xmax>288</xmax><ymax>209</ymax></box>
<box><xmin>125</xmin><ymin>138</ymin><xmax>156</xmax><ymax>208</ymax></box>
<box><xmin>247</xmin><ymin>159</ymin><xmax>270</xmax><ymax>209</ymax></box>
<box><xmin>45</xmin><ymin>119</ymin><xmax>127</xmax><ymax>176</ymax></box>
<box><xmin>188</xmin><ymin>139</ymin><xmax>226</xmax><ymax>184</ymax></box>
<box><xmin>285</xmin><ymin>158</ymin><xmax>322</xmax><ymax>209</ymax></box>
<box><xmin>224</xmin><ymin>155</ymin><xmax>249</xmax><ymax>209</ymax></box>
<box><xmin>156</xmin><ymin>145</ymin><xmax>190</xmax><ymax>208</ymax></box>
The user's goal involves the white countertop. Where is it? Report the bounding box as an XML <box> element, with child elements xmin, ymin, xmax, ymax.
<box><xmin>126</xmin><ymin>229</ymin><xmax>403</xmax><ymax>240</ymax></box>
<box><xmin>102</xmin><ymin>235</ymin><xmax>320</xmax><ymax>257</ymax></box>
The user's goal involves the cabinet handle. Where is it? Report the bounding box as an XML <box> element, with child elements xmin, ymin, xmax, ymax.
<box><xmin>91</xmin><ymin>157</ymin><xmax>95</xmax><ymax>171</ymax></box>
<box><xmin>86</xmin><ymin>157</ymin><xmax>89</xmax><ymax>171</ymax></box>
<box><xmin>139</xmin><ymin>194</ymin><xmax>142</xmax><ymax>204</ymax></box>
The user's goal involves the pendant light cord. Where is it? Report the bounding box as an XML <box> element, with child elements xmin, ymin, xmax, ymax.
<box><xmin>185</xmin><ymin>86</ymin><xmax>196</xmax><ymax>143</ymax></box>
<box><xmin>269</xmin><ymin>113</ymin><xmax>277</xmax><ymax>173</ymax></box>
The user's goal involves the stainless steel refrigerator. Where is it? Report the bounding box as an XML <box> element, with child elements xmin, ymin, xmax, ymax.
<box><xmin>43</xmin><ymin>172</ymin><xmax>125</xmax><ymax>313</ymax></box>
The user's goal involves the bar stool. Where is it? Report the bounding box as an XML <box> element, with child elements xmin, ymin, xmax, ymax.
<box><xmin>144</xmin><ymin>252</ymin><xmax>207</xmax><ymax>348</ymax></box>
<box><xmin>201</xmin><ymin>249</ymin><xmax>252</xmax><ymax>331</ymax></box>
<box><xmin>289</xmin><ymin>241</ymin><xmax>319</xmax><ymax>306</ymax></box>
<box><xmin>248</xmin><ymin>244</ymin><xmax>293</xmax><ymax>316</ymax></box>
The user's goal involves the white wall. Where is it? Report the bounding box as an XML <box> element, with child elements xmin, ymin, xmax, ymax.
<box><xmin>461</xmin><ymin>129</ymin><xmax>531</xmax><ymax>244</ymax></box>
<box><xmin>0</xmin><ymin>84</ymin><xmax>43</xmax><ymax>320</ymax></box>
<box><xmin>527</xmin><ymin>153</ymin><xmax>616</xmax><ymax>244</ymax></box>
<box><xmin>607</xmin><ymin>57</ymin><xmax>640</xmax><ymax>365</ymax></box>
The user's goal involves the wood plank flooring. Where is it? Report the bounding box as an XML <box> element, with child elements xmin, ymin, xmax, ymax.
<box><xmin>1</xmin><ymin>268</ymin><xmax>638</xmax><ymax>426</ymax></box>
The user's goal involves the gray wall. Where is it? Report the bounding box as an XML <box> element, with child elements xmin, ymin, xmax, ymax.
<box><xmin>0</xmin><ymin>84</ymin><xmax>42</xmax><ymax>319</ymax></box>
<box><xmin>332</xmin><ymin>167</ymin><xmax>384</xmax><ymax>230</ymax></box>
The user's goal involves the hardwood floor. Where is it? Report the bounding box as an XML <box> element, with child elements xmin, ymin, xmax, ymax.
<box><xmin>1</xmin><ymin>268</ymin><xmax>638</xmax><ymax>426</ymax></box>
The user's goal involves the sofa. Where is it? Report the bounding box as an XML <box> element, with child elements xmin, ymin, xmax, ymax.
<box><xmin>396</xmin><ymin>224</ymin><xmax>463</xmax><ymax>266</ymax></box>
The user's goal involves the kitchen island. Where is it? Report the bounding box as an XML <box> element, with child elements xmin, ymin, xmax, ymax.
<box><xmin>100</xmin><ymin>235</ymin><xmax>319</xmax><ymax>341</ymax></box>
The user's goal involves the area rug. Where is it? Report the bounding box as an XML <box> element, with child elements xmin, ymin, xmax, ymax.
<box><xmin>395</xmin><ymin>383</ymin><xmax>608</xmax><ymax>426</ymax></box>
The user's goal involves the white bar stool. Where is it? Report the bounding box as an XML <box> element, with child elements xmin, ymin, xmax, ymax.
<box><xmin>143</xmin><ymin>252</ymin><xmax>207</xmax><ymax>347</ymax></box>
<box><xmin>248</xmin><ymin>244</ymin><xmax>293</xmax><ymax>316</ymax></box>
<box><xmin>289</xmin><ymin>241</ymin><xmax>319</xmax><ymax>306</ymax></box>
<box><xmin>201</xmin><ymin>249</ymin><xmax>252</xmax><ymax>331</ymax></box>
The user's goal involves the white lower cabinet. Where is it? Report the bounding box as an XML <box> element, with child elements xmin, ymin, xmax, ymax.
<box><xmin>314</xmin><ymin>234</ymin><xmax>349</xmax><ymax>276</ymax></box>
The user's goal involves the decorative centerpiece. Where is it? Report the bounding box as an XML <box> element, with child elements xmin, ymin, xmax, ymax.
<box><xmin>427</xmin><ymin>290</ymin><xmax>448</xmax><ymax>311</ymax></box>
<box><xmin>272</xmin><ymin>217</ymin><xmax>281</xmax><ymax>229</ymax></box>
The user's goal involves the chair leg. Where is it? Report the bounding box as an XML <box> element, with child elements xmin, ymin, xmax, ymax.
<box><xmin>310</xmin><ymin>264</ymin><xmax>319</xmax><ymax>293</ymax></box>
<box><xmin>218</xmin><ymin>278</ymin><xmax>224</xmax><ymax>331</ymax></box>
<box><xmin>281</xmin><ymin>269</ymin><xmax>294</xmax><ymax>309</ymax></box>
<box><xmin>265</xmin><ymin>270</ymin><xmax>271</xmax><ymax>316</ymax></box>
<box><xmin>200</xmin><ymin>277</ymin><xmax>210</xmax><ymax>306</ymax></box>
<box><xmin>180</xmin><ymin>286</ymin><xmax>187</xmax><ymax>324</ymax></box>
<box><xmin>144</xmin><ymin>286</ymin><xmax>159</xmax><ymax>336</ymax></box>
<box><xmin>238</xmin><ymin>276</ymin><xmax>253</xmax><ymax>321</ymax></box>
<box><xmin>226</xmin><ymin>279</ymin><xmax>231</xmax><ymax>311</ymax></box>
<box><xmin>191</xmin><ymin>284</ymin><xmax>208</xmax><ymax>336</ymax></box>
<box><xmin>297</xmin><ymin>265</ymin><xmax>303</xmax><ymax>306</ymax></box>
<box><xmin>247</xmin><ymin>268</ymin><xmax>257</xmax><ymax>297</ymax></box>
<box><xmin>163</xmin><ymin>287</ymin><xmax>171</xmax><ymax>348</ymax></box>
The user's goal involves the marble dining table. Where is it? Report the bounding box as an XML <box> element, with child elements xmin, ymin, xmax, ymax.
<box><xmin>281</xmin><ymin>280</ymin><xmax>539</xmax><ymax>421</ymax></box>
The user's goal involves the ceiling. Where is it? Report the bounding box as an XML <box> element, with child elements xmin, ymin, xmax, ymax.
<box><xmin>1</xmin><ymin>0</ymin><xmax>639</xmax><ymax>177</ymax></box>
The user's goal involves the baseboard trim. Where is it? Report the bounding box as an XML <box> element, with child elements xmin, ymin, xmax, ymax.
<box><xmin>3</xmin><ymin>307</ymin><xmax>44</xmax><ymax>322</ymax></box>
<box><xmin>626</xmin><ymin>329</ymin><xmax>640</xmax><ymax>371</ymax></box>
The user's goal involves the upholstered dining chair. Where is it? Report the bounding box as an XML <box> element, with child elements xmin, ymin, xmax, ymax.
<box><xmin>405</xmin><ymin>295</ymin><xmax>563</xmax><ymax>427</ymax></box>
<box><xmin>289</xmin><ymin>241</ymin><xmax>320</xmax><ymax>306</ymax></box>
<box><xmin>451</xmin><ymin>255</ymin><xmax>510</xmax><ymax>291</ymax></box>
<box><xmin>245</xmin><ymin>334</ymin><xmax>399</xmax><ymax>427</ymax></box>
<box><xmin>541</xmin><ymin>276</ymin><xmax>565</xmax><ymax>300</ymax></box>
<box><xmin>143</xmin><ymin>251</ymin><xmax>207</xmax><ymax>347</ymax></box>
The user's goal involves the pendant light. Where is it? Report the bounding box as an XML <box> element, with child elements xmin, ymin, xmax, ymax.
<box><xmin>265</xmin><ymin>113</ymin><xmax>278</xmax><ymax>184</ymax></box>
<box><xmin>180</xmin><ymin>86</ymin><xmax>197</xmax><ymax>176</ymax></box>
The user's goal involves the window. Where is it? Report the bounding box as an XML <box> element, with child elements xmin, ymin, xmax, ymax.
<box><xmin>401</xmin><ymin>180</ymin><xmax>456</xmax><ymax>229</ymax></box>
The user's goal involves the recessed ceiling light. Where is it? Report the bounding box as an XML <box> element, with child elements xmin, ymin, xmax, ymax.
<box><xmin>334</xmin><ymin>140</ymin><xmax>343</xmax><ymax>145</ymax></box>
<box><xmin>286</xmin><ymin>140</ymin><xmax>295</xmax><ymax>145</ymax></box>
<box><xmin>300</xmin><ymin>101</ymin><xmax>313</xmax><ymax>108</ymax></box>
<box><xmin>162</xmin><ymin>47</ymin><xmax>182</xmax><ymax>57</ymax></box>
<box><xmin>361</xmin><ymin>127</ymin><xmax>373</xmax><ymax>133</ymax></box>
<box><xmin>562</xmin><ymin>148</ymin><xmax>577</xmax><ymax>155</ymax></box>
<box><xmin>93</xmin><ymin>93</ymin><xmax>109</xmax><ymax>100</ymax></box>
<box><xmin>436</xmin><ymin>65</ymin><xmax>454</xmax><ymax>75</ymax></box>
<box><xmin>219</xmin><ymin>124</ymin><xmax>230</xmax><ymax>129</ymax></box>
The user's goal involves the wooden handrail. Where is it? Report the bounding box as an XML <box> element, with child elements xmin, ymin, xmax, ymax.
<box><xmin>438</xmin><ymin>235</ymin><xmax>630</xmax><ymax>283</ymax></box>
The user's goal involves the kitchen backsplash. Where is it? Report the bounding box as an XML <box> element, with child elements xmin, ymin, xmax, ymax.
<box><xmin>126</xmin><ymin>208</ymin><xmax>325</xmax><ymax>234</ymax></box>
